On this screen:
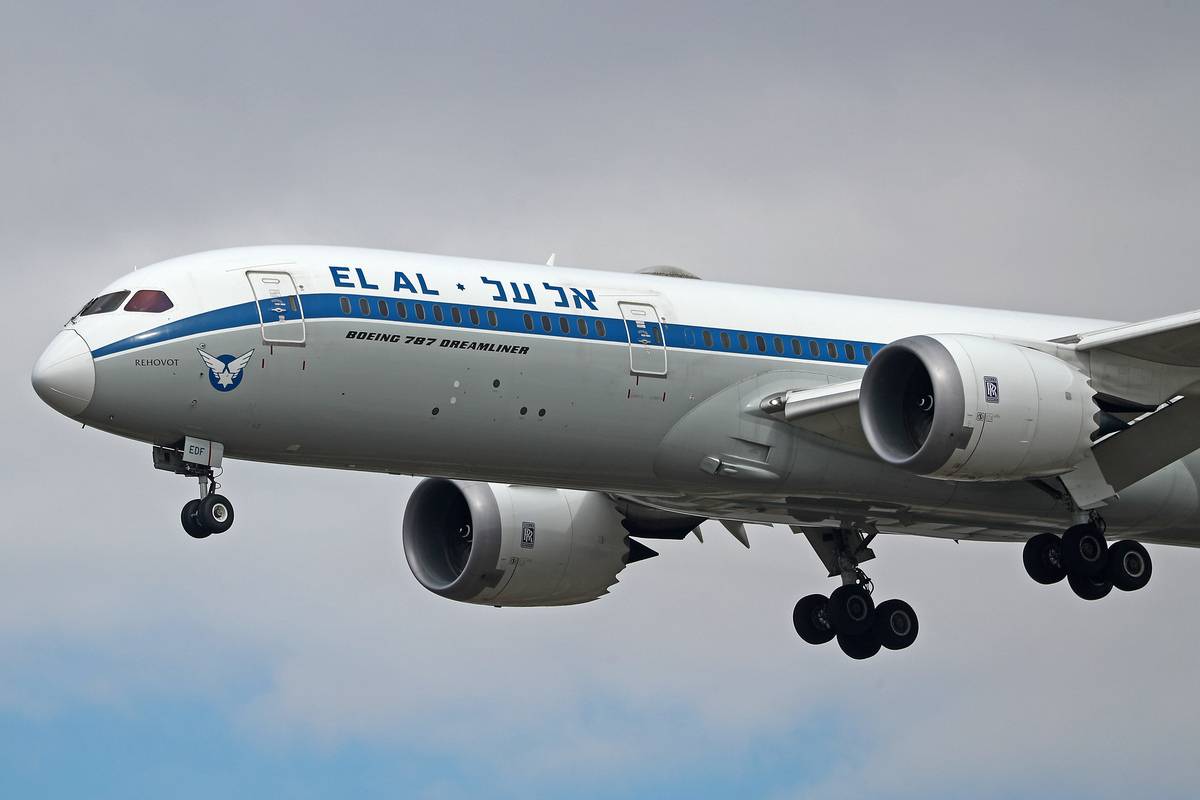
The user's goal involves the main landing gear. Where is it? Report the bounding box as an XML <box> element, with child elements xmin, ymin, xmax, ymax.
<box><xmin>1022</xmin><ymin>519</ymin><xmax>1152</xmax><ymax>599</ymax></box>
<box><xmin>792</xmin><ymin>526</ymin><xmax>919</xmax><ymax>660</ymax></box>
<box><xmin>153</xmin><ymin>444</ymin><xmax>236</xmax><ymax>539</ymax></box>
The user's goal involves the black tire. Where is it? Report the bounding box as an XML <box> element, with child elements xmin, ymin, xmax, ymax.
<box><xmin>874</xmin><ymin>599</ymin><xmax>919</xmax><ymax>650</ymax></box>
<box><xmin>1022</xmin><ymin>533</ymin><xmax>1066</xmax><ymax>584</ymax></box>
<box><xmin>181</xmin><ymin>499</ymin><xmax>210</xmax><ymax>539</ymax></box>
<box><xmin>197</xmin><ymin>494</ymin><xmax>234</xmax><ymax>534</ymax></box>
<box><xmin>1061</xmin><ymin>523</ymin><xmax>1107</xmax><ymax>578</ymax></box>
<box><xmin>1105</xmin><ymin>540</ymin><xmax>1152</xmax><ymax>592</ymax></box>
<box><xmin>1068</xmin><ymin>571</ymin><xmax>1112</xmax><ymax>601</ymax></box>
<box><xmin>828</xmin><ymin>584</ymin><xmax>875</xmax><ymax>636</ymax></box>
<box><xmin>793</xmin><ymin>594</ymin><xmax>835</xmax><ymax>645</ymax></box>
<box><xmin>837</xmin><ymin>629</ymin><xmax>881</xmax><ymax>660</ymax></box>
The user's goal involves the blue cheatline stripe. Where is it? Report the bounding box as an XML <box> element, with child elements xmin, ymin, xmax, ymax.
<box><xmin>91</xmin><ymin>301</ymin><xmax>261</xmax><ymax>358</ymax></box>
<box><xmin>92</xmin><ymin>292</ymin><xmax>886</xmax><ymax>366</ymax></box>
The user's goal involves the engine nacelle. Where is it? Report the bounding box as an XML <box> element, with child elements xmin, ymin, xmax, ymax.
<box><xmin>859</xmin><ymin>334</ymin><xmax>1098</xmax><ymax>481</ymax></box>
<box><xmin>402</xmin><ymin>479</ymin><xmax>634</xmax><ymax>607</ymax></box>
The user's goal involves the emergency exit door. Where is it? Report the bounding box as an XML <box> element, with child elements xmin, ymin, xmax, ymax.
<box><xmin>619</xmin><ymin>302</ymin><xmax>667</xmax><ymax>376</ymax></box>
<box><xmin>246</xmin><ymin>270</ymin><xmax>306</xmax><ymax>345</ymax></box>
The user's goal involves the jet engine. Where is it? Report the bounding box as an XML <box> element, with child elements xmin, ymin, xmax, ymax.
<box><xmin>402</xmin><ymin>479</ymin><xmax>641</xmax><ymax>607</ymax></box>
<box><xmin>859</xmin><ymin>334</ymin><xmax>1098</xmax><ymax>481</ymax></box>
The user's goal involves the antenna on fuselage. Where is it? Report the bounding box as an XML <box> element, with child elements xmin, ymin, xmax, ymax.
<box><xmin>545</xmin><ymin>253</ymin><xmax>557</xmax><ymax>266</ymax></box>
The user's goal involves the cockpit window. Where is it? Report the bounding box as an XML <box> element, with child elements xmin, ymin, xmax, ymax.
<box><xmin>79</xmin><ymin>290</ymin><xmax>131</xmax><ymax>316</ymax></box>
<box><xmin>124</xmin><ymin>290</ymin><xmax>174</xmax><ymax>313</ymax></box>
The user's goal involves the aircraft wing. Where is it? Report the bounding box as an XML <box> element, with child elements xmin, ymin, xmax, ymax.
<box><xmin>760</xmin><ymin>310</ymin><xmax>1200</xmax><ymax>507</ymax></box>
<box><xmin>1053</xmin><ymin>310</ymin><xmax>1200</xmax><ymax>502</ymax></box>
<box><xmin>1053</xmin><ymin>308</ymin><xmax>1200</xmax><ymax>367</ymax></box>
<box><xmin>758</xmin><ymin>379</ymin><xmax>867</xmax><ymax>449</ymax></box>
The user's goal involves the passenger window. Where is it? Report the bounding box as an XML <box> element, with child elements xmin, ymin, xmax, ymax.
<box><xmin>433</xmin><ymin>305</ymin><xmax>444</xmax><ymax>323</ymax></box>
<box><xmin>523</xmin><ymin>313</ymin><xmax>534</xmax><ymax>331</ymax></box>
<box><xmin>826</xmin><ymin>342</ymin><xmax>837</xmax><ymax>358</ymax></box>
<box><xmin>80</xmin><ymin>290</ymin><xmax>131</xmax><ymax>316</ymax></box>
<box><xmin>559</xmin><ymin>317</ymin><xmax>570</xmax><ymax>334</ymax></box>
<box><xmin>738</xmin><ymin>334</ymin><xmax>749</xmax><ymax>351</ymax></box>
<box><xmin>791</xmin><ymin>339</ymin><xmax>801</xmax><ymax>355</ymax></box>
<box><xmin>774</xmin><ymin>337</ymin><xmax>783</xmax><ymax>354</ymax></box>
<box><xmin>756</xmin><ymin>335</ymin><xmax>766</xmax><ymax>352</ymax></box>
<box><xmin>378</xmin><ymin>300</ymin><xmax>389</xmax><ymax>317</ymax></box>
<box><xmin>844</xmin><ymin>343</ymin><xmax>857</xmax><ymax>361</ymax></box>
<box><xmin>720</xmin><ymin>332</ymin><xmax>730</xmax><ymax>349</ymax></box>
<box><xmin>541</xmin><ymin>315</ymin><xmax>552</xmax><ymax>332</ymax></box>
<box><xmin>469</xmin><ymin>308</ymin><xmax>480</xmax><ymax>325</ymax></box>
<box><xmin>703</xmin><ymin>330</ymin><xmax>713</xmax><ymax>348</ymax></box>
<box><xmin>125</xmin><ymin>290</ymin><xmax>173</xmax><ymax>313</ymax></box>
<box><xmin>863</xmin><ymin>345</ymin><xmax>873</xmax><ymax>361</ymax></box>
<box><xmin>451</xmin><ymin>307</ymin><xmax>462</xmax><ymax>324</ymax></box>
<box><xmin>415</xmin><ymin>304</ymin><xmax>426</xmax><ymax>321</ymax></box>
<box><xmin>487</xmin><ymin>309</ymin><xmax>498</xmax><ymax>327</ymax></box>
<box><xmin>808</xmin><ymin>340</ymin><xmax>819</xmax><ymax>357</ymax></box>
<box><xmin>359</xmin><ymin>298</ymin><xmax>371</xmax><ymax>315</ymax></box>
<box><xmin>340</xmin><ymin>297</ymin><xmax>351</xmax><ymax>315</ymax></box>
<box><xmin>396</xmin><ymin>301</ymin><xmax>408</xmax><ymax>320</ymax></box>
<box><xmin>596</xmin><ymin>320</ymin><xmax>607</xmax><ymax>337</ymax></box>
<box><xmin>577</xmin><ymin>318</ymin><xmax>588</xmax><ymax>336</ymax></box>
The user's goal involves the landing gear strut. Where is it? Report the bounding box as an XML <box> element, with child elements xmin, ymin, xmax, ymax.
<box><xmin>153</xmin><ymin>444</ymin><xmax>236</xmax><ymax>539</ymax></box>
<box><xmin>1021</xmin><ymin>517</ymin><xmax>1152</xmax><ymax>599</ymax></box>
<box><xmin>792</xmin><ymin>526</ymin><xmax>919</xmax><ymax>659</ymax></box>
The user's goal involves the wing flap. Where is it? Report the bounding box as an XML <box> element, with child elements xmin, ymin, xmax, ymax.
<box><xmin>1092</xmin><ymin>396</ymin><xmax>1200</xmax><ymax>492</ymax></box>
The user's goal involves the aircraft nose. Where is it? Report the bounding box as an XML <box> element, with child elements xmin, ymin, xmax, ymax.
<box><xmin>32</xmin><ymin>329</ymin><xmax>96</xmax><ymax>417</ymax></box>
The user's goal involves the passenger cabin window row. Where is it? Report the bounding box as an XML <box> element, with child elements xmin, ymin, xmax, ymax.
<box><xmin>694</xmin><ymin>328</ymin><xmax>876</xmax><ymax>363</ymax></box>
<box><xmin>521</xmin><ymin>312</ymin><xmax>607</xmax><ymax>338</ymax></box>
<box><xmin>335</xmin><ymin>295</ymin><xmax>876</xmax><ymax>362</ymax></box>
<box><xmin>337</xmin><ymin>297</ymin><xmax>501</xmax><ymax>332</ymax></box>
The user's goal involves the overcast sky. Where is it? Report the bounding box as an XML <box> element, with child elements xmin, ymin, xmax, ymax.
<box><xmin>4</xmin><ymin>2</ymin><xmax>1200</xmax><ymax>797</ymax></box>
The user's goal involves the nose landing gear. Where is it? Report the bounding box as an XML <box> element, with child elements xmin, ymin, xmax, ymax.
<box><xmin>153</xmin><ymin>444</ymin><xmax>236</xmax><ymax>539</ymax></box>
<box><xmin>180</xmin><ymin>477</ymin><xmax>235</xmax><ymax>539</ymax></box>
<box><xmin>1021</xmin><ymin>518</ymin><xmax>1152</xmax><ymax>599</ymax></box>
<box><xmin>792</xmin><ymin>526</ymin><xmax>919</xmax><ymax>659</ymax></box>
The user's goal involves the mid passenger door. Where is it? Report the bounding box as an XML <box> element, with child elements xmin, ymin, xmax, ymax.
<box><xmin>619</xmin><ymin>301</ymin><xmax>667</xmax><ymax>376</ymax></box>
<box><xmin>246</xmin><ymin>270</ymin><xmax>306</xmax><ymax>345</ymax></box>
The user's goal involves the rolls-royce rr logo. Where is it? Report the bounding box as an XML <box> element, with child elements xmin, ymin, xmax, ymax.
<box><xmin>984</xmin><ymin>375</ymin><xmax>999</xmax><ymax>403</ymax></box>
<box><xmin>197</xmin><ymin>348</ymin><xmax>255</xmax><ymax>392</ymax></box>
<box><xmin>521</xmin><ymin>521</ymin><xmax>535</xmax><ymax>549</ymax></box>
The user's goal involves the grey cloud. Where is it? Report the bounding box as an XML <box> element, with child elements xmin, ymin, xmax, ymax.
<box><xmin>3</xmin><ymin>2</ymin><xmax>1200</xmax><ymax>796</ymax></box>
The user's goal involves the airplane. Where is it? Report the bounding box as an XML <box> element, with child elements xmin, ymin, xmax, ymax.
<box><xmin>30</xmin><ymin>246</ymin><xmax>1200</xmax><ymax>659</ymax></box>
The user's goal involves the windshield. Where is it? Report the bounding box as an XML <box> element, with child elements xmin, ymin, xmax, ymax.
<box><xmin>124</xmin><ymin>289</ymin><xmax>174</xmax><ymax>313</ymax></box>
<box><xmin>78</xmin><ymin>290</ymin><xmax>131</xmax><ymax>317</ymax></box>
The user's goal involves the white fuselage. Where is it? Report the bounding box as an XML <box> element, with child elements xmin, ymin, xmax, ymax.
<box><xmin>31</xmin><ymin>246</ymin><xmax>1200</xmax><ymax>546</ymax></box>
